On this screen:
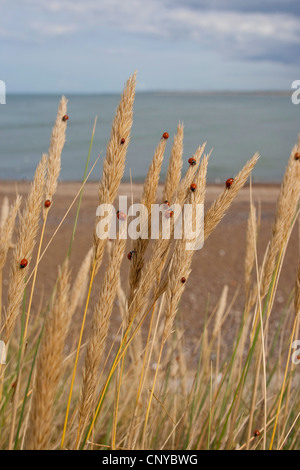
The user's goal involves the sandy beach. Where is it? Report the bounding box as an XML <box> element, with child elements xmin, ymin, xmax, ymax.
<box><xmin>0</xmin><ymin>180</ymin><xmax>298</xmax><ymax>364</ymax></box>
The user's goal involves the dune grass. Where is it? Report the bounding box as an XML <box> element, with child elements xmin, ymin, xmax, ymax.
<box><xmin>0</xmin><ymin>73</ymin><xmax>299</xmax><ymax>450</ymax></box>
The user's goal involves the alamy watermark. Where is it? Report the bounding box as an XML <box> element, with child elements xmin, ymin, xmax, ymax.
<box><xmin>95</xmin><ymin>196</ymin><xmax>204</xmax><ymax>251</ymax></box>
<box><xmin>291</xmin><ymin>80</ymin><xmax>300</xmax><ymax>105</ymax></box>
<box><xmin>0</xmin><ymin>80</ymin><xmax>6</xmax><ymax>104</ymax></box>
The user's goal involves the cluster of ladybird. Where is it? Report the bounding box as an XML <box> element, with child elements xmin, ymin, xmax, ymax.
<box><xmin>16</xmin><ymin>119</ymin><xmax>284</xmax><ymax>441</ymax></box>
<box><xmin>18</xmin><ymin>120</ymin><xmax>300</xmax><ymax>274</ymax></box>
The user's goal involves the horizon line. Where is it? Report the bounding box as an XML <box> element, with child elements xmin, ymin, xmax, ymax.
<box><xmin>5</xmin><ymin>89</ymin><xmax>291</xmax><ymax>96</ymax></box>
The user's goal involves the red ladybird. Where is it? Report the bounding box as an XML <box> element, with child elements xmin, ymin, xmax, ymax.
<box><xmin>116</xmin><ymin>210</ymin><xmax>127</xmax><ymax>221</ymax></box>
<box><xmin>294</xmin><ymin>152</ymin><xmax>300</xmax><ymax>160</ymax></box>
<box><xmin>226</xmin><ymin>178</ymin><xmax>234</xmax><ymax>188</ymax></box>
<box><xmin>165</xmin><ymin>209</ymin><xmax>174</xmax><ymax>219</ymax></box>
<box><xmin>188</xmin><ymin>158</ymin><xmax>196</xmax><ymax>166</ymax></box>
<box><xmin>181</xmin><ymin>277</ymin><xmax>186</xmax><ymax>283</ymax></box>
<box><xmin>20</xmin><ymin>258</ymin><xmax>28</xmax><ymax>269</ymax></box>
<box><xmin>127</xmin><ymin>250</ymin><xmax>136</xmax><ymax>260</ymax></box>
<box><xmin>253</xmin><ymin>430</ymin><xmax>260</xmax><ymax>437</ymax></box>
<box><xmin>62</xmin><ymin>115</ymin><xmax>69</xmax><ymax>122</ymax></box>
<box><xmin>44</xmin><ymin>200</ymin><xmax>51</xmax><ymax>208</ymax></box>
<box><xmin>162</xmin><ymin>132</ymin><xmax>169</xmax><ymax>140</ymax></box>
<box><xmin>120</xmin><ymin>138</ymin><xmax>126</xmax><ymax>145</ymax></box>
<box><xmin>190</xmin><ymin>183</ymin><xmax>197</xmax><ymax>192</ymax></box>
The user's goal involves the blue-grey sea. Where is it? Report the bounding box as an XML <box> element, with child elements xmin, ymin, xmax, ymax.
<box><xmin>0</xmin><ymin>92</ymin><xmax>299</xmax><ymax>183</ymax></box>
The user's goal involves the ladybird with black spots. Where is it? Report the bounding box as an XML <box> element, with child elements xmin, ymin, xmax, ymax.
<box><xmin>226</xmin><ymin>178</ymin><xmax>234</xmax><ymax>188</ymax></box>
<box><xmin>20</xmin><ymin>259</ymin><xmax>28</xmax><ymax>269</ymax></box>
<box><xmin>165</xmin><ymin>209</ymin><xmax>174</xmax><ymax>219</ymax></box>
<box><xmin>127</xmin><ymin>250</ymin><xmax>136</xmax><ymax>261</ymax></box>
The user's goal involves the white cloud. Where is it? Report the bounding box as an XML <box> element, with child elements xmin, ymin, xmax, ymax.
<box><xmin>4</xmin><ymin>0</ymin><xmax>300</xmax><ymax>63</ymax></box>
<box><xmin>34</xmin><ymin>1</ymin><xmax>299</xmax><ymax>38</ymax></box>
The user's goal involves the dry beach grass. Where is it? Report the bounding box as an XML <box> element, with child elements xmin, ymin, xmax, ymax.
<box><xmin>0</xmin><ymin>73</ymin><xmax>299</xmax><ymax>450</ymax></box>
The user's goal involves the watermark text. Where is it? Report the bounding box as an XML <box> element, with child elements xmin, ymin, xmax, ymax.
<box><xmin>291</xmin><ymin>80</ymin><xmax>300</xmax><ymax>105</ymax></box>
<box><xmin>95</xmin><ymin>197</ymin><xmax>204</xmax><ymax>251</ymax></box>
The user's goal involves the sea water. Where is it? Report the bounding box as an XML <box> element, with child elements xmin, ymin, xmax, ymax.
<box><xmin>0</xmin><ymin>92</ymin><xmax>299</xmax><ymax>183</ymax></box>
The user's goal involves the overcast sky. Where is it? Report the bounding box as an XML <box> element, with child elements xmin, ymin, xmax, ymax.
<box><xmin>1</xmin><ymin>0</ymin><xmax>300</xmax><ymax>93</ymax></box>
